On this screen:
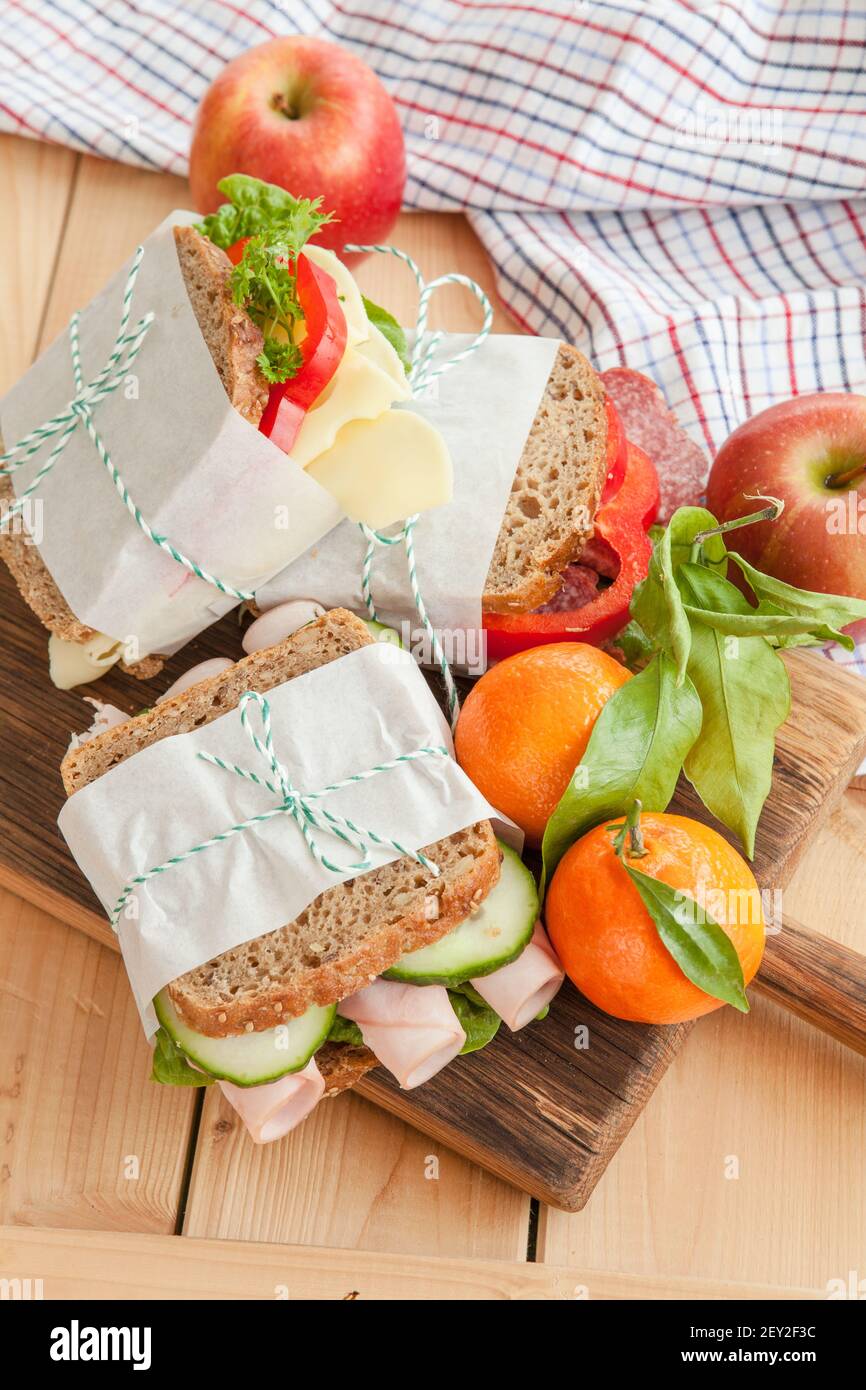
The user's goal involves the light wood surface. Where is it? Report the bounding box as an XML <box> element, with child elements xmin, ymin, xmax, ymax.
<box><xmin>1</xmin><ymin>132</ymin><xmax>864</xmax><ymax>1293</ymax></box>
<box><xmin>0</xmin><ymin>1227</ymin><xmax>827</xmax><ymax>1300</ymax></box>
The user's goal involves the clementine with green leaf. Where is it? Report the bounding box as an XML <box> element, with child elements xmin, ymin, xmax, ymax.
<box><xmin>545</xmin><ymin>810</ymin><xmax>765</xmax><ymax>1024</ymax></box>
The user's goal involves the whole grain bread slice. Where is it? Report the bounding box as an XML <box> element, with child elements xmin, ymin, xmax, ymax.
<box><xmin>173</xmin><ymin>226</ymin><xmax>270</xmax><ymax>426</ymax></box>
<box><xmin>62</xmin><ymin>608</ymin><xmax>501</xmax><ymax>1041</ymax></box>
<box><xmin>483</xmin><ymin>344</ymin><xmax>609</xmax><ymax>614</ymax></box>
<box><xmin>0</xmin><ymin>226</ymin><xmax>269</xmax><ymax>667</ymax></box>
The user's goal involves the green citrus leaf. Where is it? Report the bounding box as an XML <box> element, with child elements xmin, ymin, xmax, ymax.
<box><xmin>622</xmin><ymin>863</ymin><xmax>749</xmax><ymax>1012</ymax></box>
<box><xmin>726</xmin><ymin>551</ymin><xmax>866</xmax><ymax>646</ymax></box>
<box><xmin>678</xmin><ymin>562</ymin><xmax>854</xmax><ymax>645</ymax></box>
<box><xmin>631</xmin><ymin>507</ymin><xmax>724</xmax><ymax>683</ymax></box>
<box><xmin>678</xmin><ymin>567</ymin><xmax>790</xmax><ymax>859</ymax></box>
<box><xmin>541</xmin><ymin>652</ymin><xmax>703</xmax><ymax>887</ymax></box>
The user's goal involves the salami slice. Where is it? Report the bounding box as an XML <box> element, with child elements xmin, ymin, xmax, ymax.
<box><xmin>535</xmin><ymin>563</ymin><xmax>600</xmax><ymax>614</ymax></box>
<box><xmin>601</xmin><ymin>368</ymin><xmax>707</xmax><ymax>520</ymax></box>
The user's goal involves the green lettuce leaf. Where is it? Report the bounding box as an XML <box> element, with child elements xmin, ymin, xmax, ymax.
<box><xmin>448</xmin><ymin>986</ymin><xmax>502</xmax><ymax>1054</ymax></box>
<box><xmin>151</xmin><ymin>1027</ymin><xmax>214</xmax><ymax>1087</ymax></box>
<box><xmin>328</xmin><ymin>1014</ymin><xmax>364</xmax><ymax>1047</ymax></box>
<box><xmin>362</xmin><ymin>295</ymin><xmax>411</xmax><ymax>374</ymax></box>
<box><xmin>198</xmin><ymin>174</ymin><xmax>333</xmax><ymax>252</ymax></box>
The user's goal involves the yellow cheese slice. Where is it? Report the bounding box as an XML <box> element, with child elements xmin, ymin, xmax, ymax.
<box><xmin>355</xmin><ymin>323</ymin><xmax>411</xmax><ymax>390</ymax></box>
<box><xmin>303</xmin><ymin>243</ymin><xmax>369</xmax><ymax>348</ymax></box>
<box><xmin>293</xmin><ymin>346</ymin><xmax>411</xmax><ymax>469</ymax></box>
<box><xmin>307</xmin><ymin>409</ymin><xmax>453</xmax><ymax>529</ymax></box>
<box><xmin>48</xmin><ymin>631</ymin><xmax>123</xmax><ymax>690</ymax></box>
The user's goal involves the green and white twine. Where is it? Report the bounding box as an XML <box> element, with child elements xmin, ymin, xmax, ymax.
<box><xmin>2</xmin><ymin>240</ymin><xmax>493</xmax><ymax>716</ymax></box>
<box><xmin>110</xmin><ymin>689</ymin><xmax>447</xmax><ymax>928</ymax></box>
<box><xmin>344</xmin><ymin>242</ymin><xmax>494</xmax><ymax>731</ymax></box>
<box><xmin>0</xmin><ymin>245</ymin><xmax>254</xmax><ymax>602</ymax></box>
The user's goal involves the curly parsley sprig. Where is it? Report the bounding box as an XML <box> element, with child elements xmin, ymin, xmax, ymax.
<box><xmin>198</xmin><ymin>174</ymin><xmax>336</xmax><ymax>383</ymax></box>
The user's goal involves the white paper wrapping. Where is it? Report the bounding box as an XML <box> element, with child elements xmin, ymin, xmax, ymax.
<box><xmin>1</xmin><ymin>211</ymin><xmax>343</xmax><ymax>658</ymax></box>
<box><xmin>256</xmin><ymin>333</ymin><xmax>561</xmax><ymax>669</ymax></box>
<box><xmin>58</xmin><ymin>643</ymin><xmax>516</xmax><ymax>1036</ymax></box>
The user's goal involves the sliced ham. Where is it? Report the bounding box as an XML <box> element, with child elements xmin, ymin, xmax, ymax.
<box><xmin>472</xmin><ymin>923</ymin><xmax>564</xmax><ymax>1031</ymax></box>
<box><xmin>338</xmin><ymin>979</ymin><xmax>466</xmax><ymax>1088</ymax></box>
<box><xmin>219</xmin><ymin>1058</ymin><xmax>325</xmax><ymax>1143</ymax></box>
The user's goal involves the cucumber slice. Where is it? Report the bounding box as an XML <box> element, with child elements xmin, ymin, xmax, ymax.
<box><xmin>153</xmin><ymin>990</ymin><xmax>335</xmax><ymax>1088</ymax></box>
<box><xmin>384</xmin><ymin>840</ymin><xmax>538</xmax><ymax>985</ymax></box>
<box><xmin>363</xmin><ymin>619</ymin><xmax>403</xmax><ymax>648</ymax></box>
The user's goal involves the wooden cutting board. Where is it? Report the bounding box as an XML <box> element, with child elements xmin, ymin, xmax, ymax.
<box><xmin>2</xmin><ymin>561</ymin><xmax>866</xmax><ymax>1210</ymax></box>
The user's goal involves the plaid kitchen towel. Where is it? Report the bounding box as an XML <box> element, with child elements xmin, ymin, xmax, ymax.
<box><xmin>1</xmin><ymin>0</ymin><xmax>865</xmax><ymax>690</ymax></box>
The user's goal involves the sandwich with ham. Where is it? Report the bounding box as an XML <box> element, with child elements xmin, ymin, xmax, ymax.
<box><xmin>60</xmin><ymin>609</ymin><xmax>563</xmax><ymax>1145</ymax></box>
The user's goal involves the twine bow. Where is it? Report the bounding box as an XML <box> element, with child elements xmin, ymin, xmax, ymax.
<box><xmin>0</xmin><ymin>246</ymin><xmax>253</xmax><ymax>602</ymax></box>
<box><xmin>343</xmin><ymin>243</ymin><xmax>494</xmax><ymax>731</ymax></box>
<box><xmin>110</xmin><ymin>689</ymin><xmax>447</xmax><ymax>928</ymax></box>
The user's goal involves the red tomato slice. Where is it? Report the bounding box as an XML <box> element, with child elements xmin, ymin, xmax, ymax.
<box><xmin>226</xmin><ymin>237</ymin><xmax>250</xmax><ymax>266</ymax></box>
<box><xmin>257</xmin><ymin>253</ymin><xmax>348</xmax><ymax>454</ymax></box>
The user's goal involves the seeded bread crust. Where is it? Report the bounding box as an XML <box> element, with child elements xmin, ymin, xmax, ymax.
<box><xmin>172</xmin><ymin>226</ymin><xmax>270</xmax><ymax>426</ymax></box>
<box><xmin>482</xmin><ymin>344</ymin><xmax>609</xmax><ymax>614</ymax></box>
<box><xmin>62</xmin><ymin>608</ymin><xmax>500</xmax><ymax>1039</ymax></box>
<box><xmin>318</xmin><ymin>1042</ymin><xmax>378</xmax><ymax>1096</ymax></box>
<box><xmin>0</xmin><ymin>227</ymin><xmax>269</xmax><ymax>671</ymax></box>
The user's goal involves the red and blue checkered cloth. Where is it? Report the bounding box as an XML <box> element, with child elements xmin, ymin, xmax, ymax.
<box><xmin>1</xmin><ymin>0</ymin><xmax>865</xmax><ymax>698</ymax></box>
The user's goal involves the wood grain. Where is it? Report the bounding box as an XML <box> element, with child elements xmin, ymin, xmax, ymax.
<box><xmin>0</xmin><ymin>1225</ymin><xmax>828</xmax><ymax>1300</ymax></box>
<box><xmin>0</xmin><ymin>888</ymin><xmax>194</xmax><ymax>1231</ymax></box>
<box><xmin>0</xmin><ymin>134</ymin><xmax>78</xmax><ymax>384</ymax></box>
<box><xmin>184</xmin><ymin>1086</ymin><xmax>529</xmax><ymax>1255</ymax></box>
<box><xmin>756</xmin><ymin>915</ymin><xmax>866</xmax><ymax>1056</ymax></box>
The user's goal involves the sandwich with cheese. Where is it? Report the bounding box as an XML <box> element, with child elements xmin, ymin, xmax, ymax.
<box><xmin>1</xmin><ymin>175</ymin><xmax>452</xmax><ymax>690</ymax></box>
<box><xmin>60</xmin><ymin>609</ymin><xmax>564</xmax><ymax>1144</ymax></box>
<box><xmin>199</xmin><ymin>180</ymin><xmax>655</xmax><ymax>649</ymax></box>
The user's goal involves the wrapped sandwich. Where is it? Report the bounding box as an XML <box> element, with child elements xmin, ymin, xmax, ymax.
<box><xmin>258</xmin><ymin>333</ymin><xmax>660</xmax><ymax>667</ymax></box>
<box><xmin>59</xmin><ymin>610</ymin><xmax>563</xmax><ymax>1144</ymax></box>
<box><xmin>0</xmin><ymin>177</ymin><xmax>451</xmax><ymax>689</ymax></box>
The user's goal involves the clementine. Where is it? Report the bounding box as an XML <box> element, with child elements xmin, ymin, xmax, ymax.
<box><xmin>455</xmin><ymin>643</ymin><xmax>630</xmax><ymax>845</ymax></box>
<box><xmin>545</xmin><ymin>812</ymin><xmax>766</xmax><ymax>1024</ymax></box>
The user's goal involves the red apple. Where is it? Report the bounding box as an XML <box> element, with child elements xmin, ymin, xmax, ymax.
<box><xmin>706</xmin><ymin>393</ymin><xmax>866</xmax><ymax>600</ymax></box>
<box><xmin>189</xmin><ymin>37</ymin><xmax>405</xmax><ymax>260</ymax></box>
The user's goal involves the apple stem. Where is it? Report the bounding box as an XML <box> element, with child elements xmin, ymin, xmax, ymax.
<box><xmin>271</xmin><ymin>91</ymin><xmax>300</xmax><ymax>120</ymax></box>
<box><xmin>692</xmin><ymin>494</ymin><xmax>784</xmax><ymax>546</ymax></box>
<box><xmin>825</xmin><ymin>462</ymin><xmax>866</xmax><ymax>489</ymax></box>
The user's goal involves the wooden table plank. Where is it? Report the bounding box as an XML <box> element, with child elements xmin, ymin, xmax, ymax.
<box><xmin>0</xmin><ymin>889</ymin><xmax>194</xmax><ymax>1231</ymax></box>
<box><xmin>184</xmin><ymin>1089</ymin><xmax>529</xmax><ymax>1257</ymax></box>
<box><xmin>538</xmin><ymin>790</ymin><xmax>866</xmax><ymax>1287</ymax></box>
<box><xmin>0</xmin><ymin>137</ymin><xmax>196</xmax><ymax>1235</ymax></box>
<box><xmin>0</xmin><ymin>1226</ymin><xmax>827</xmax><ymax>1300</ymax></box>
<box><xmin>0</xmin><ymin>133</ymin><xmax>78</xmax><ymax>383</ymax></box>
